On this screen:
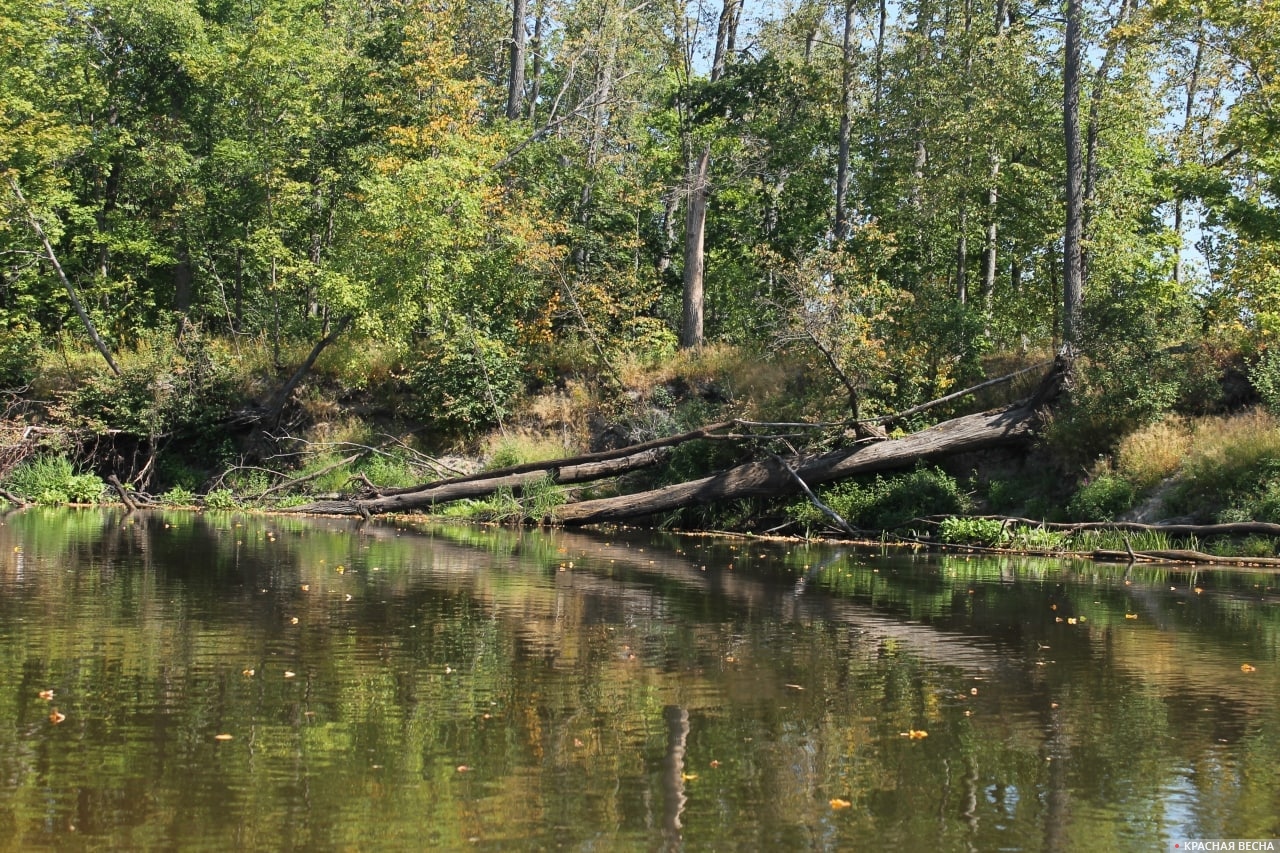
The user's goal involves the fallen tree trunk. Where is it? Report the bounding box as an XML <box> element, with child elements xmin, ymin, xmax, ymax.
<box><xmin>556</xmin><ymin>403</ymin><xmax>1040</xmax><ymax>525</ymax></box>
<box><xmin>922</xmin><ymin>516</ymin><xmax>1280</xmax><ymax>538</ymax></box>
<box><xmin>1094</xmin><ymin>549</ymin><xmax>1280</xmax><ymax>568</ymax></box>
<box><xmin>356</xmin><ymin>420</ymin><xmax>738</xmax><ymax>499</ymax></box>
<box><xmin>285</xmin><ymin>446</ymin><xmax>673</xmax><ymax>516</ymax></box>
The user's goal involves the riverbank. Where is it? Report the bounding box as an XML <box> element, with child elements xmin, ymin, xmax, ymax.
<box><xmin>2</xmin><ymin>336</ymin><xmax>1278</xmax><ymax>560</ymax></box>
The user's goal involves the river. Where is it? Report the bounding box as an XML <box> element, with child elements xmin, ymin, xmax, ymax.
<box><xmin>0</xmin><ymin>508</ymin><xmax>1276</xmax><ymax>850</ymax></box>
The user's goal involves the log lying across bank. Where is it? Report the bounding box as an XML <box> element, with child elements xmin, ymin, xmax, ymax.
<box><xmin>286</xmin><ymin>357</ymin><xmax>1068</xmax><ymax>522</ymax></box>
<box><xmin>555</xmin><ymin>403</ymin><xmax>1039</xmax><ymax>525</ymax></box>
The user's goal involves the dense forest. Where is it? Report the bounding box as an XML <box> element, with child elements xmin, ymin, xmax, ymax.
<box><xmin>1</xmin><ymin>0</ymin><xmax>1278</xmax><ymax>531</ymax></box>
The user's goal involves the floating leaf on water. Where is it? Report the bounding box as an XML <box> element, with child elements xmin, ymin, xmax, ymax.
<box><xmin>830</xmin><ymin>798</ymin><xmax>853</xmax><ymax>810</ymax></box>
<box><xmin>38</xmin><ymin>690</ymin><xmax>54</xmax><ymax>701</ymax></box>
<box><xmin>710</xmin><ymin>760</ymin><xmax>721</xmax><ymax>768</ymax></box>
<box><xmin>242</xmin><ymin>669</ymin><xmax>255</xmax><ymax>677</ymax></box>
<box><xmin>214</xmin><ymin>733</ymin><xmax>233</xmax><ymax>741</ymax></box>
<box><xmin>1067</xmin><ymin>617</ymin><xmax>1078</xmax><ymax>625</ymax></box>
<box><xmin>300</xmin><ymin>584</ymin><xmax>309</xmax><ymax>592</ymax></box>
<box><xmin>289</xmin><ymin>617</ymin><xmax>299</xmax><ymax>625</ymax></box>
<box><xmin>680</xmin><ymin>773</ymin><xmax>698</xmax><ymax>782</ymax></box>
<box><xmin>1125</xmin><ymin>614</ymin><xmax>1138</xmax><ymax>620</ymax></box>
<box><xmin>49</xmin><ymin>709</ymin><xmax>66</xmax><ymax>724</ymax></box>
<box><xmin>1241</xmin><ymin>663</ymin><xmax>1257</xmax><ymax>673</ymax></box>
<box><xmin>284</xmin><ymin>671</ymin><xmax>296</xmax><ymax>678</ymax></box>
<box><xmin>785</xmin><ymin>683</ymin><xmax>804</xmax><ymax>690</ymax></box>
<box><xmin>456</xmin><ymin>765</ymin><xmax>470</xmax><ymax>773</ymax></box>
<box><xmin>901</xmin><ymin>730</ymin><xmax>928</xmax><ymax>740</ymax></box>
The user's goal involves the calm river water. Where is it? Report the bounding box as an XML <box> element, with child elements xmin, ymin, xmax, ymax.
<box><xmin>0</xmin><ymin>508</ymin><xmax>1276</xmax><ymax>851</ymax></box>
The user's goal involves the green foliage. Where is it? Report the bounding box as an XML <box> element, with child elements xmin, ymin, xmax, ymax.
<box><xmin>938</xmin><ymin>517</ymin><xmax>1008</xmax><ymax>546</ymax></box>
<box><xmin>790</xmin><ymin>466</ymin><xmax>969</xmax><ymax>532</ymax></box>
<box><xmin>52</xmin><ymin>327</ymin><xmax>234</xmax><ymax>442</ymax></box>
<box><xmin>161</xmin><ymin>485</ymin><xmax>197</xmax><ymax>507</ymax></box>
<box><xmin>360</xmin><ymin>453</ymin><xmax>419</xmax><ymax>489</ymax></box>
<box><xmin>3</xmin><ymin>455</ymin><xmax>104</xmax><ymax>505</ymax></box>
<box><xmin>1008</xmin><ymin>525</ymin><xmax>1069</xmax><ymax>551</ymax></box>
<box><xmin>1067</xmin><ymin>474</ymin><xmax>1137</xmax><ymax>521</ymax></box>
<box><xmin>520</xmin><ymin>474</ymin><xmax>566</xmax><ymax>522</ymax></box>
<box><xmin>1249</xmin><ymin>348</ymin><xmax>1280</xmax><ymax>415</ymax></box>
<box><xmin>1164</xmin><ymin>410</ymin><xmax>1280</xmax><ymax>522</ymax></box>
<box><xmin>0</xmin><ymin>328</ymin><xmax>41</xmax><ymax>389</ymax></box>
<box><xmin>203</xmin><ymin>489</ymin><xmax>238</xmax><ymax>510</ymax></box>
<box><xmin>402</xmin><ymin>326</ymin><xmax>522</xmax><ymax>435</ymax></box>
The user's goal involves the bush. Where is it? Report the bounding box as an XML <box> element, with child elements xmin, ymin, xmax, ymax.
<box><xmin>1067</xmin><ymin>473</ymin><xmax>1136</xmax><ymax>521</ymax></box>
<box><xmin>0</xmin><ymin>327</ymin><xmax>41</xmax><ymax>390</ymax></box>
<box><xmin>3</xmin><ymin>455</ymin><xmax>104</xmax><ymax>504</ymax></box>
<box><xmin>1250</xmin><ymin>348</ymin><xmax>1280</xmax><ymax>415</ymax></box>
<box><xmin>790</xmin><ymin>465</ymin><xmax>969</xmax><ymax>531</ymax></box>
<box><xmin>939</xmin><ymin>516</ymin><xmax>1007</xmax><ymax>546</ymax></box>
<box><xmin>203</xmin><ymin>488</ymin><xmax>238</xmax><ymax>510</ymax></box>
<box><xmin>1165</xmin><ymin>409</ymin><xmax>1280</xmax><ymax>521</ymax></box>
<box><xmin>402</xmin><ymin>327</ymin><xmax>521</xmax><ymax>435</ymax></box>
<box><xmin>162</xmin><ymin>485</ymin><xmax>197</xmax><ymax>506</ymax></box>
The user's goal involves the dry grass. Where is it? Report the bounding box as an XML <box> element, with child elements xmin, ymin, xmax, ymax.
<box><xmin>1181</xmin><ymin>408</ymin><xmax>1280</xmax><ymax>491</ymax></box>
<box><xmin>1114</xmin><ymin>416</ymin><xmax>1193</xmax><ymax>490</ymax></box>
<box><xmin>483</xmin><ymin>430</ymin><xmax>577</xmax><ymax>469</ymax></box>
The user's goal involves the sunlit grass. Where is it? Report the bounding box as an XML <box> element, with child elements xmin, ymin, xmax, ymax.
<box><xmin>1114</xmin><ymin>416</ymin><xmax>1192</xmax><ymax>491</ymax></box>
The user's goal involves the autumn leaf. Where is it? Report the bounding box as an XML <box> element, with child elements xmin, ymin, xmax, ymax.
<box><xmin>1241</xmin><ymin>663</ymin><xmax>1257</xmax><ymax>672</ymax></box>
<box><xmin>49</xmin><ymin>709</ymin><xmax>66</xmax><ymax>725</ymax></box>
<box><xmin>214</xmin><ymin>733</ymin><xmax>233</xmax><ymax>741</ymax></box>
<box><xmin>830</xmin><ymin>798</ymin><xmax>853</xmax><ymax>809</ymax></box>
<box><xmin>901</xmin><ymin>729</ymin><xmax>929</xmax><ymax>740</ymax></box>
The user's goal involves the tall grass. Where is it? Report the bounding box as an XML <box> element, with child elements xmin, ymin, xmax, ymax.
<box><xmin>1114</xmin><ymin>417</ymin><xmax>1191</xmax><ymax>490</ymax></box>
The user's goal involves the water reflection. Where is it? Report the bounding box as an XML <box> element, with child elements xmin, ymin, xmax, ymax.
<box><xmin>0</xmin><ymin>508</ymin><xmax>1276</xmax><ymax>850</ymax></box>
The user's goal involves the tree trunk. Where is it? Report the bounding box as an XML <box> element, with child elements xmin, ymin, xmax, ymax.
<box><xmin>7</xmin><ymin>175</ymin><xmax>120</xmax><ymax>376</ymax></box>
<box><xmin>1063</xmin><ymin>0</ymin><xmax>1084</xmax><ymax>346</ymax></box>
<box><xmin>263</xmin><ymin>313</ymin><xmax>353</xmax><ymax>425</ymax></box>
<box><xmin>680</xmin><ymin>145</ymin><xmax>711</xmax><ymax>348</ymax></box>
<box><xmin>834</xmin><ymin>0</ymin><xmax>856</xmax><ymax>242</ymax></box>
<box><xmin>679</xmin><ymin>0</ymin><xmax>741</xmax><ymax>350</ymax></box>
<box><xmin>507</xmin><ymin>0</ymin><xmax>528</xmax><ymax>120</ymax></box>
<box><xmin>527</xmin><ymin>4</ymin><xmax>544</xmax><ymax>122</ymax></box>
<box><xmin>289</xmin><ymin>446</ymin><xmax>676</xmax><ymax>517</ymax></box>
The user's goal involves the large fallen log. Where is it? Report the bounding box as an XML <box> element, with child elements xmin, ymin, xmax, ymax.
<box><xmin>556</xmin><ymin>402</ymin><xmax>1041</xmax><ymax>525</ymax></box>
<box><xmin>285</xmin><ymin>446</ymin><xmax>675</xmax><ymax>516</ymax></box>
<box><xmin>285</xmin><ymin>355</ymin><xmax>1069</xmax><ymax>521</ymax></box>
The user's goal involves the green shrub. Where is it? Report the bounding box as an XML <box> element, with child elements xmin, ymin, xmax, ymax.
<box><xmin>1009</xmin><ymin>525</ymin><xmax>1069</xmax><ymax>551</ymax></box>
<box><xmin>1250</xmin><ymin>348</ymin><xmax>1280</xmax><ymax>415</ymax></box>
<box><xmin>203</xmin><ymin>489</ymin><xmax>237</xmax><ymax>510</ymax></box>
<box><xmin>939</xmin><ymin>516</ymin><xmax>1007</xmax><ymax>546</ymax></box>
<box><xmin>790</xmin><ymin>465</ymin><xmax>969</xmax><ymax>531</ymax></box>
<box><xmin>4</xmin><ymin>455</ymin><xmax>104</xmax><ymax>504</ymax></box>
<box><xmin>0</xmin><ymin>327</ymin><xmax>41</xmax><ymax>390</ymax></box>
<box><xmin>360</xmin><ymin>454</ymin><xmax>419</xmax><ymax>488</ymax></box>
<box><xmin>402</xmin><ymin>327</ymin><xmax>521</xmax><ymax>435</ymax></box>
<box><xmin>162</xmin><ymin>485</ymin><xmax>197</xmax><ymax>506</ymax></box>
<box><xmin>53</xmin><ymin>326</ymin><xmax>234</xmax><ymax>441</ymax></box>
<box><xmin>1067</xmin><ymin>473</ymin><xmax>1136</xmax><ymax>521</ymax></box>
